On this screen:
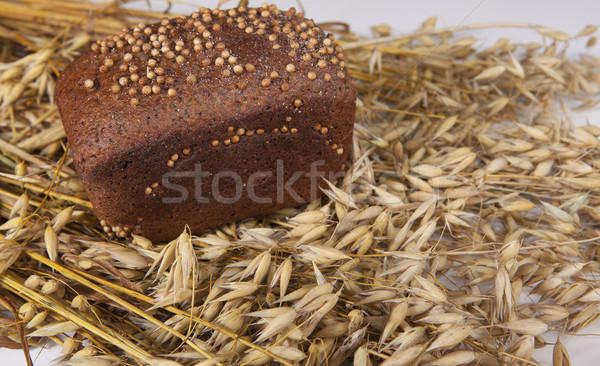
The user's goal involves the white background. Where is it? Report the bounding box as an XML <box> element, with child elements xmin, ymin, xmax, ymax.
<box><xmin>3</xmin><ymin>0</ymin><xmax>600</xmax><ymax>364</ymax></box>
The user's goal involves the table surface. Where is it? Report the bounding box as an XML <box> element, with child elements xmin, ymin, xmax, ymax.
<box><xmin>3</xmin><ymin>0</ymin><xmax>600</xmax><ymax>364</ymax></box>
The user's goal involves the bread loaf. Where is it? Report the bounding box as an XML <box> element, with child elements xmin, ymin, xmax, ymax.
<box><xmin>55</xmin><ymin>4</ymin><xmax>356</xmax><ymax>241</ymax></box>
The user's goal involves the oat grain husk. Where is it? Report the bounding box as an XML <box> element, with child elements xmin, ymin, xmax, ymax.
<box><xmin>1</xmin><ymin>1</ymin><xmax>600</xmax><ymax>365</ymax></box>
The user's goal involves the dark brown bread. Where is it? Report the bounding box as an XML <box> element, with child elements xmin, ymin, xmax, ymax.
<box><xmin>55</xmin><ymin>4</ymin><xmax>356</xmax><ymax>241</ymax></box>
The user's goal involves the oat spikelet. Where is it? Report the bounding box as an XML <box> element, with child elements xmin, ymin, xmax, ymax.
<box><xmin>553</xmin><ymin>337</ymin><xmax>572</xmax><ymax>366</ymax></box>
<box><xmin>380</xmin><ymin>345</ymin><xmax>425</xmax><ymax>366</ymax></box>
<box><xmin>499</xmin><ymin>318</ymin><xmax>549</xmax><ymax>336</ymax></box>
<box><xmin>379</xmin><ymin>301</ymin><xmax>408</xmax><ymax>346</ymax></box>
<box><xmin>427</xmin><ymin>324</ymin><xmax>473</xmax><ymax>351</ymax></box>
<box><xmin>44</xmin><ymin>224</ymin><xmax>58</xmax><ymax>262</ymax></box>
<box><xmin>270</xmin><ymin>257</ymin><xmax>292</xmax><ymax>298</ymax></box>
<box><xmin>28</xmin><ymin>321</ymin><xmax>79</xmax><ymax>337</ymax></box>
<box><xmin>424</xmin><ymin>350</ymin><xmax>477</xmax><ymax>366</ymax></box>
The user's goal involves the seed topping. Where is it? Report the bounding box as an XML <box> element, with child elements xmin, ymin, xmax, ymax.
<box><xmin>86</xmin><ymin>5</ymin><xmax>348</xmax><ymax>108</ymax></box>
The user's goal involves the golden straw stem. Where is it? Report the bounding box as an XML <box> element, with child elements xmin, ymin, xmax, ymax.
<box><xmin>26</xmin><ymin>251</ymin><xmax>295</xmax><ymax>366</ymax></box>
<box><xmin>0</xmin><ymin>175</ymin><xmax>92</xmax><ymax>208</ymax></box>
<box><xmin>342</xmin><ymin>22</ymin><xmax>574</xmax><ymax>50</ymax></box>
<box><xmin>0</xmin><ymin>295</ymin><xmax>33</xmax><ymax>366</ymax></box>
<box><xmin>24</xmin><ymin>251</ymin><xmax>222</xmax><ymax>364</ymax></box>
<box><xmin>0</xmin><ymin>137</ymin><xmax>75</xmax><ymax>176</ymax></box>
<box><xmin>0</xmin><ymin>271</ymin><xmax>152</xmax><ymax>362</ymax></box>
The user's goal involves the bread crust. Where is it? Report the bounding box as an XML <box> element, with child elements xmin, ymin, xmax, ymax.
<box><xmin>56</xmin><ymin>5</ymin><xmax>356</xmax><ymax>241</ymax></box>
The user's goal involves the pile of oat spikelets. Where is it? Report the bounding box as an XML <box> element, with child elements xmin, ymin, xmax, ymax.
<box><xmin>1</xmin><ymin>1</ymin><xmax>600</xmax><ymax>365</ymax></box>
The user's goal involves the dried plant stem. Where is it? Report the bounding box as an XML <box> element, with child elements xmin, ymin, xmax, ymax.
<box><xmin>26</xmin><ymin>251</ymin><xmax>293</xmax><ymax>366</ymax></box>
<box><xmin>342</xmin><ymin>21</ymin><xmax>573</xmax><ymax>49</ymax></box>
<box><xmin>0</xmin><ymin>272</ymin><xmax>152</xmax><ymax>362</ymax></box>
<box><xmin>0</xmin><ymin>175</ymin><xmax>91</xmax><ymax>208</ymax></box>
<box><xmin>0</xmin><ymin>137</ymin><xmax>75</xmax><ymax>176</ymax></box>
<box><xmin>0</xmin><ymin>294</ymin><xmax>33</xmax><ymax>366</ymax></box>
<box><xmin>25</xmin><ymin>251</ymin><xmax>221</xmax><ymax>364</ymax></box>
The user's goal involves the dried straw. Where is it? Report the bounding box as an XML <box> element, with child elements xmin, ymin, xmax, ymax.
<box><xmin>1</xmin><ymin>1</ymin><xmax>600</xmax><ymax>365</ymax></box>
